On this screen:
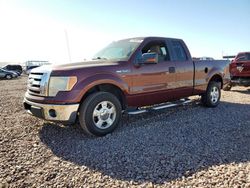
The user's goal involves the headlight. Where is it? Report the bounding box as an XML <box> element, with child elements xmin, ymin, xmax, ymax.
<box><xmin>48</xmin><ymin>76</ymin><xmax>77</xmax><ymax>96</ymax></box>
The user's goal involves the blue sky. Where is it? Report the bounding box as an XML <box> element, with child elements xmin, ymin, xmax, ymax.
<box><xmin>0</xmin><ymin>0</ymin><xmax>249</xmax><ymax>63</ymax></box>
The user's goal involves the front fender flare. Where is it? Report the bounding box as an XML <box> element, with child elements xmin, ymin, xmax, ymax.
<box><xmin>75</xmin><ymin>73</ymin><xmax>129</xmax><ymax>102</ymax></box>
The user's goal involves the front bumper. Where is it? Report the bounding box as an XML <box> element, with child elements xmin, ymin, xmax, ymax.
<box><xmin>23</xmin><ymin>98</ymin><xmax>79</xmax><ymax>124</ymax></box>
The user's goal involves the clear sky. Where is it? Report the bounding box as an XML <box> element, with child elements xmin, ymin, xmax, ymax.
<box><xmin>0</xmin><ymin>0</ymin><xmax>249</xmax><ymax>64</ymax></box>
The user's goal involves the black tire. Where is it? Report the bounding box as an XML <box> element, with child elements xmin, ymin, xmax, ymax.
<box><xmin>223</xmin><ymin>83</ymin><xmax>232</xmax><ymax>91</ymax></box>
<box><xmin>78</xmin><ymin>92</ymin><xmax>122</xmax><ymax>136</ymax></box>
<box><xmin>201</xmin><ymin>81</ymin><xmax>221</xmax><ymax>107</ymax></box>
<box><xmin>5</xmin><ymin>74</ymin><xmax>12</xmax><ymax>79</ymax></box>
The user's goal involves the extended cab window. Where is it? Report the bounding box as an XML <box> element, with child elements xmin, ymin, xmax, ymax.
<box><xmin>171</xmin><ymin>40</ymin><xmax>188</xmax><ymax>61</ymax></box>
<box><xmin>141</xmin><ymin>41</ymin><xmax>170</xmax><ymax>62</ymax></box>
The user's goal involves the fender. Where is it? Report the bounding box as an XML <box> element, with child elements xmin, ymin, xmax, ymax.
<box><xmin>75</xmin><ymin>73</ymin><xmax>129</xmax><ymax>102</ymax></box>
<box><xmin>194</xmin><ymin>66</ymin><xmax>224</xmax><ymax>93</ymax></box>
<box><xmin>206</xmin><ymin>67</ymin><xmax>224</xmax><ymax>86</ymax></box>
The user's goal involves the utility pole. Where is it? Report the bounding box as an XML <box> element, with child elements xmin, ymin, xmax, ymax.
<box><xmin>64</xmin><ymin>29</ymin><xmax>72</xmax><ymax>63</ymax></box>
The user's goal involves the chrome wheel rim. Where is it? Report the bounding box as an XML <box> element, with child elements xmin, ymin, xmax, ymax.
<box><xmin>92</xmin><ymin>101</ymin><xmax>116</xmax><ymax>129</ymax></box>
<box><xmin>210</xmin><ymin>86</ymin><xmax>219</xmax><ymax>103</ymax></box>
<box><xmin>6</xmin><ymin>75</ymin><xmax>11</xmax><ymax>79</ymax></box>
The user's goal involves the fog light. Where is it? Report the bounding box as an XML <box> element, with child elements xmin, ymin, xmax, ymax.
<box><xmin>49</xmin><ymin>109</ymin><xmax>57</xmax><ymax>118</ymax></box>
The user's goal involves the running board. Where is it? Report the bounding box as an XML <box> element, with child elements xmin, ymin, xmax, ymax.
<box><xmin>127</xmin><ymin>99</ymin><xmax>192</xmax><ymax>115</ymax></box>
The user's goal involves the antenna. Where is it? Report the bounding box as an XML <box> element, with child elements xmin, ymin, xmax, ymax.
<box><xmin>64</xmin><ymin>29</ymin><xmax>72</xmax><ymax>63</ymax></box>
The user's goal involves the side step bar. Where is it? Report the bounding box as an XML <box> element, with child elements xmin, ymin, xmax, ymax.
<box><xmin>127</xmin><ymin>98</ymin><xmax>192</xmax><ymax>115</ymax></box>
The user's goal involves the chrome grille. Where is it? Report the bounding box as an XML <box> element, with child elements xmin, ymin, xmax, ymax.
<box><xmin>28</xmin><ymin>73</ymin><xmax>43</xmax><ymax>96</ymax></box>
<box><xmin>27</xmin><ymin>67</ymin><xmax>51</xmax><ymax>96</ymax></box>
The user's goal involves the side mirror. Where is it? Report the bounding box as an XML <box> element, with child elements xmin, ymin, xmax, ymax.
<box><xmin>142</xmin><ymin>53</ymin><xmax>158</xmax><ymax>64</ymax></box>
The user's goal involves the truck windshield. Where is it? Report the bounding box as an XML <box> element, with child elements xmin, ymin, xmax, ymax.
<box><xmin>93</xmin><ymin>39</ymin><xmax>143</xmax><ymax>61</ymax></box>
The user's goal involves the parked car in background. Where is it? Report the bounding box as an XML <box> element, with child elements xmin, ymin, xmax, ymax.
<box><xmin>224</xmin><ymin>52</ymin><xmax>250</xmax><ymax>90</ymax></box>
<box><xmin>25</xmin><ymin>66</ymin><xmax>40</xmax><ymax>75</ymax></box>
<box><xmin>24</xmin><ymin>61</ymin><xmax>50</xmax><ymax>75</ymax></box>
<box><xmin>0</xmin><ymin>68</ymin><xmax>18</xmax><ymax>79</ymax></box>
<box><xmin>3</xmin><ymin>64</ymin><xmax>22</xmax><ymax>75</ymax></box>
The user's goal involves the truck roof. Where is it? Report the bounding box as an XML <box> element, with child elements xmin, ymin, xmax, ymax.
<box><xmin>119</xmin><ymin>36</ymin><xmax>182</xmax><ymax>42</ymax></box>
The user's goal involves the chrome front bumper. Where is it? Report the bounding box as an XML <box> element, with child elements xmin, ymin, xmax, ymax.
<box><xmin>23</xmin><ymin>98</ymin><xmax>79</xmax><ymax>123</ymax></box>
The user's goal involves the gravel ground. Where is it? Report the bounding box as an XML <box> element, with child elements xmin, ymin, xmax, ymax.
<box><xmin>0</xmin><ymin>76</ymin><xmax>250</xmax><ymax>188</ymax></box>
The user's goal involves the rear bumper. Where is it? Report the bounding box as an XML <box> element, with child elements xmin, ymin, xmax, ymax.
<box><xmin>23</xmin><ymin>98</ymin><xmax>79</xmax><ymax>124</ymax></box>
<box><xmin>231</xmin><ymin>77</ymin><xmax>250</xmax><ymax>86</ymax></box>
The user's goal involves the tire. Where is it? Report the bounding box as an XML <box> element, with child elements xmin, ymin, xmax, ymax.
<box><xmin>223</xmin><ymin>83</ymin><xmax>232</xmax><ymax>91</ymax></box>
<box><xmin>78</xmin><ymin>92</ymin><xmax>122</xmax><ymax>136</ymax></box>
<box><xmin>201</xmin><ymin>81</ymin><xmax>221</xmax><ymax>107</ymax></box>
<box><xmin>5</xmin><ymin>74</ymin><xmax>12</xmax><ymax>79</ymax></box>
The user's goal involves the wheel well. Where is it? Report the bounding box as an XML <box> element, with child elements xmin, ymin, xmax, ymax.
<box><xmin>80</xmin><ymin>84</ymin><xmax>127</xmax><ymax>110</ymax></box>
<box><xmin>209</xmin><ymin>74</ymin><xmax>223</xmax><ymax>88</ymax></box>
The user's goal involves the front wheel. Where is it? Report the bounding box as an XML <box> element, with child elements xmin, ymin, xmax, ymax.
<box><xmin>201</xmin><ymin>81</ymin><xmax>221</xmax><ymax>107</ymax></box>
<box><xmin>78</xmin><ymin>92</ymin><xmax>122</xmax><ymax>136</ymax></box>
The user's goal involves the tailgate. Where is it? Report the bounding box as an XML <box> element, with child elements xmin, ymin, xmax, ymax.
<box><xmin>230</xmin><ymin>60</ymin><xmax>250</xmax><ymax>77</ymax></box>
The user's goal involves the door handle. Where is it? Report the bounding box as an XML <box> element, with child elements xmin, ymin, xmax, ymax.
<box><xmin>169</xmin><ymin>67</ymin><xmax>175</xmax><ymax>73</ymax></box>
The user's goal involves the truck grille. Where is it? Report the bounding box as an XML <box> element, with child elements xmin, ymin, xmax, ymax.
<box><xmin>28</xmin><ymin>73</ymin><xmax>44</xmax><ymax>96</ymax></box>
<box><xmin>27</xmin><ymin>68</ymin><xmax>51</xmax><ymax>96</ymax></box>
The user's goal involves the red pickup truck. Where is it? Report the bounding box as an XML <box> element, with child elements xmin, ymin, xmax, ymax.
<box><xmin>224</xmin><ymin>52</ymin><xmax>250</xmax><ymax>90</ymax></box>
<box><xmin>23</xmin><ymin>37</ymin><xmax>230</xmax><ymax>136</ymax></box>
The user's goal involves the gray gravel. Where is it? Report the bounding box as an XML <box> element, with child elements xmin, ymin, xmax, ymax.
<box><xmin>0</xmin><ymin>76</ymin><xmax>250</xmax><ymax>187</ymax></box>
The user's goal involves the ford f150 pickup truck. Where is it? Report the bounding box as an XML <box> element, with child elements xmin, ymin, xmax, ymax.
<box><xmin>224</xmin><ymin>52</ymin><xmax>250</xmax><ymax>91</ymax></box>
<box><xmin>23</xmin><ymin>37</ymin><xmax>230</xmax><ymax>136</ymax></box>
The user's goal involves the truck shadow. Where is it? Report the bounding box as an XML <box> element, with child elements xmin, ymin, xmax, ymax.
<box><xmin>39</xmin><ymin>101</ymin><xmax>250</xmax><ymax>184</ymax></box>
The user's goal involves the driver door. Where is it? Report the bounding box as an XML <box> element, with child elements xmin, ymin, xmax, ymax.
<box><xmin>130</xmin><ymin>40</ymin><xmax>176</xmax><ymax>106</ymax></box>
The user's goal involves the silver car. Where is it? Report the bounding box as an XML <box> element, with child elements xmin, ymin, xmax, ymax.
<box><xmin>0</xmin><ymin>68</ymin><xmax>18</xmax><ymax>79</ymax></box>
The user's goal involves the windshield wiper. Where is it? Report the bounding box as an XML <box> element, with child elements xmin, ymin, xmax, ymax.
<box><xmin>92</xmin><ymin>57</ymin><xmax>108</xmax><ymax>60</ymax></box>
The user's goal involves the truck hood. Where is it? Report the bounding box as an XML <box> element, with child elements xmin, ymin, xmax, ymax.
<box><xmin>31</xmin><ymin>60</ymin><xmax>122</xmax><ymax>74</ymax></box>
<box><xmin>52</xmin><ymin>60</ymin><xmax>120</xmax><ymax>71</ymax></box>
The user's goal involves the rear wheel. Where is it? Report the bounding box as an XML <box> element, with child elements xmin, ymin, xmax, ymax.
<box><xmin>78</xmin><ymin>92</ymin><xmax>122</xmax><ymax>136</ymax></box>
<box><xmin>201</xmin><ymin>81</ymin><xmax>221</xmax><ymax>107</ymax></box>
<box><xmin>5</xmin><ymin>74</ymin><xmax>12</xmax><ymax>79</ymax></box>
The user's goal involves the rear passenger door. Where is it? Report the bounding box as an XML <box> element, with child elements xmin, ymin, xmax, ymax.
<box><xmin>168</xmin><ymin>39</ymin><xmax>194</xmax><ymax>98</ymax></box>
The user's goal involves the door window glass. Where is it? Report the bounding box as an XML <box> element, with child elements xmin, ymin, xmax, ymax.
<box><xmin>141</xmin><ymin>41</ymin><xmax>170</xmax><ymax>62</ymax></box>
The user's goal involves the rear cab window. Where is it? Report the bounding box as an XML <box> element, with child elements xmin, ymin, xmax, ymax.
<box><xmin>235</xmin><ymin>53</ymin><xmax>250</xmax><ymax>61</ymax></box>
<box><xmin>236</xmin><ymin>54</ymin><xmax>246</xmax><ymax>61</ymax></box>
